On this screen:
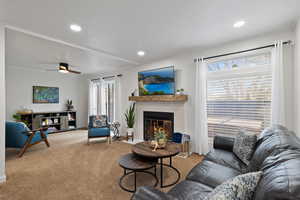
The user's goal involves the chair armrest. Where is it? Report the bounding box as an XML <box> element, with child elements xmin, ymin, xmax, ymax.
<box><xmin>22</xmin><ymin>127</ymin><xmax>48</xmax><ymax>136</ymax></box>
<box><xmin>132</xmin><ymin>187</ymin><xmax>176</xmax><ymax>200</ymax></box>
<box><xmin>213</xmin><ymin>135</ymin><xmax>235</xmax><ymax>152</ymax></box>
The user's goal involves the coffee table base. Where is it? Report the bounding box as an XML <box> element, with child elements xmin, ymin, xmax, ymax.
<box><xmin>119</xmin><ymin>168</ymin><xmax>158</xmax><ymax>193</ymax></box>
<box><xmin>159</xmin><ymin>157</ymin><xmax>181</xmax><ymax>188</ymax></box>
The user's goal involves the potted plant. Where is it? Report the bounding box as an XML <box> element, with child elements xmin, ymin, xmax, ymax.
<box><xmin>12</xmin><ymin>113</ymin><xmax>21</xmax><ymax>122</ymax></box>
<box><xmin>176</xmin><ymin>88</ymin><xmax>184</xmax><ymax>95</ymax></box>
<box><xmin>66</xmin><ymin>99</ymin><xmax>74</xmax><ymax>111</ymax></box>
<box><xmin>125</xmin><ymin>103</ymin><xmax>136</xmax><ymax>136</ymax></box>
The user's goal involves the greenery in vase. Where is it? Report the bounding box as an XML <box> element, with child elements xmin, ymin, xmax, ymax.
<box><xmin>125</xmin><ymin>103</ymin><xmax>135</xmax><ymax>128</ymax></box>
<box><xmin>154</xmin><ymin>127</ymin><xmax>167</xmax><ymax>141</ymax></box>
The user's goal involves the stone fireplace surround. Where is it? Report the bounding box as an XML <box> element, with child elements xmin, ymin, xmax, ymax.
<box><xmin>134</xmin><ymin>102</ymin><xmax>186</xmax><ymax>141</ymax></box>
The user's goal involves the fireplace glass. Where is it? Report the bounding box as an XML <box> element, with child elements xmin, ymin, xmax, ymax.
<box><xmin>143</xmin><ymin>111</ymin><xmax>174</xmax><ymax>141</ymax></box>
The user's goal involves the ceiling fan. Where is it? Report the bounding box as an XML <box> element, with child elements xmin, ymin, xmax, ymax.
<box><xmin>46</xmin><ymin>62</ymin><xmax>81</xmax><ymax>74</ymax></box>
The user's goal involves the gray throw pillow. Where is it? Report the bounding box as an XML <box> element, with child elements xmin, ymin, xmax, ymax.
<box><xmin>92</xmin><ymin>115</ymin><xmax>107</xmax><ymax>128</ymax></box>
<box><xmin>233</xmin><ymin>130</ymin><xmax>257</xmax><ymax>165</ymax></box>
<box><xmin>205</xmin><ymin>171</ymin><xmax>262</xmax><ymax>200</ymax></box>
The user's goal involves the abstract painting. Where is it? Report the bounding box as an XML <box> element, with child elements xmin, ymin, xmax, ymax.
<box><xmin>33</xmin><ymin>86</ymin><xmax>59</xmax><ymax>103</ymax></box>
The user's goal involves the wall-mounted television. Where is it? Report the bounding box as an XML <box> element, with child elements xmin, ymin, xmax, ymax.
<box><xmin>33</xmin><ymin>86</ymin><xmax>59</xmax><ymax>104</ymax></box>
<box><xmin>138</xmin><ymin>66</ymin><xmax>175</xmax><ymax>96</ymax></box>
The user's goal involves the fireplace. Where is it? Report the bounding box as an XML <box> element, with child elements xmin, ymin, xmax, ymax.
<box><xmin>143</xmin><ymin>111</ymin><xmax>174</xmax><ymax>141</ymax></box>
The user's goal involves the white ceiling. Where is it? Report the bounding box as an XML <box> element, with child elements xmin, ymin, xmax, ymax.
<box><xmin>2</xmin><ymin>0</ymin><xmax>300</xmax><ymax>74</ymax></box>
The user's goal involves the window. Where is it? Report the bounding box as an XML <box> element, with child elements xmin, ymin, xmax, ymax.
<box><xmin>89</xmin><ymin>79</ymin><xmax>115</xmax><ymax>123</ymax></box>
<box><xmin>207</xmin><ymin>52</ymin><xmax>272</xmax><ymax>138</ymax></box>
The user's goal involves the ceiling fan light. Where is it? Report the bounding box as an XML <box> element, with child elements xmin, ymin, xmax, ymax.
<box><xmin>59</xmin><ymin>69</ymin><xmax>69</xmax><ymax>73</ymax></box>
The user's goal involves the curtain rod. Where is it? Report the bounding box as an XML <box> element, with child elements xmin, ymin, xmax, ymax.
<box><xmin>91</xmin><ymin>74</ymin><xmax>122</xmax><ymax>81</ymax></box>
<box><xmin>194</xmin><ymin>40</ymin><xmax>292</xmax><ymax>62</ymax></box>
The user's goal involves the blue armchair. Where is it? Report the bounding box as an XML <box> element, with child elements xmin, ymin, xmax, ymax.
<box><xmin>6</xmin><ymin>121</ymin><xmax>50</xmax><ymax>157</ymax></box>
<box><xmin>88</xmin><ymin>115</ymin><xmax>111</xmax><ymax>144</ymax></box>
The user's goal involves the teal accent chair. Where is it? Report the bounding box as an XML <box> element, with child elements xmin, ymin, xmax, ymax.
<box><xmin>6</xmin><ymin>121</ymin><xmax>50</xmax><ymax>157</ymax></box>
<box><xmin>88</xmin><ymin>115</ymin><xmax>111</xmax><ymax>144</ymax></box>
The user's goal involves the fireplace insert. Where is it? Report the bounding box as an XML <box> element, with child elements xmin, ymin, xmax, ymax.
<box><xmin>143</xmin><ymin>111</ymin><xmax>174</xmax><ymax>141</ymax></box>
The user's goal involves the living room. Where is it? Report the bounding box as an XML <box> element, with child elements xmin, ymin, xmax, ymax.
<box><xmin>1</xmin><ymin>1</ymin><xmax>300</xmax><ymax>200</ymax></box>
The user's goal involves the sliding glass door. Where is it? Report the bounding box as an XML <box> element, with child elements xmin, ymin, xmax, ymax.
<box><xmin>89</xmin><ymin>79</ymin><xmax>115</xmax><ymax>123</ymax></box>
<box><xmin>101</xmin><ymin>80</ymin><xmax>115</xmax><ymax>123</ymax></box>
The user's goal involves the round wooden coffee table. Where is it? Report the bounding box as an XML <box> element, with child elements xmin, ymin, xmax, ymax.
<box><xmin>132</xmin><ymin>141</ymin><xmax>181</xmax><ymax>188</ymax></box>
<box><xmin>118</xmin><ymin>153</ymin><xmax>158</xmax><ymax>193</ymax></box>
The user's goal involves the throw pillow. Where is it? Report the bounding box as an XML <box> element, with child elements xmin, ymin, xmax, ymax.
<box><xmin>233</xmin><ymin>130</ymin><xmax>257</xmax><ymax>165</ymax></box>
<box><xmin>92</xmin><ymin>115</ymin><xmax>107</xmax><ymax>128</ymax></box>
<box><xmin>205</xmin><ymin>171</ymin><xmax>262</xmax><ymax>200</ymax></box>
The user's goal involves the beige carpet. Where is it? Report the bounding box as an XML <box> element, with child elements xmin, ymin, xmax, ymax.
<box><xmin>0</xmin><ymin>130</ymin><xmax>202</xmax><ymax>200</ymax></box>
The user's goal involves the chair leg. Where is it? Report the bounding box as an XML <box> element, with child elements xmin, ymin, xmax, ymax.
<box><xmin>40</xmin><ymin>131</ymin><xmax>50</xmax><ymax>147</ymax></box>
<box><xmin>87</xmin><ymin>138</ymin><xmax>90</xmax><ymax>145</ymax></box>
<box><xmin>18</xmin><ymin>133</ymin><xmax>34</xmax><ymax>157</ymax></box>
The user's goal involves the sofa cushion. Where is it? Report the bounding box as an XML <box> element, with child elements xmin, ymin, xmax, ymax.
<box><xmin>249</xmin><ymin>130</ymin><xmax>300</xmax><ymax>172</ymax></box>
<box><xmin>254</xmin><ymin>149</ymin><xmax>300</xmax><ymax>200</ymax></box>
<box><xmin>88</xmin><ymin>127</ymin><xmax>110</xmax><ymax>137</ymax></box>
<box><xmin>186</xmin><ymin>159</ymin><xmax>241</xmax><ymax>188</ymax></box>
<box><xmin>168</xmin><ymin>180</ymin><xmax>213</xmax><ymax>200</ymax></box>
<box><xmin>257</xmin><ymin>124</ymin><xmax>288</xmax><ymax>141</ymax></box>
<box><xmin>206</xmin><ymin>149</ymin><xmax>247</xmax><ymax>173</ymax></box>
<box><xmin>233</xmin><ymin>130</ymin><xmax>257</xmax><ymax>165</ymax></box>
<box><xmin>205</xmin><ymin>171</ymin><xmax>262</xmax><ymax>200</ymax></box>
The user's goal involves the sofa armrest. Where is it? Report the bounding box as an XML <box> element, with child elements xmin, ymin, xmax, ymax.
<box><xmin>213</xmin><ymin>136</ymin><xmax>235</xmax><ymax>152</ymax></box>
<box><xmin>132</xmin><ymin>187</ymin><xmax>176</xmax><ymax>200</ymax></box>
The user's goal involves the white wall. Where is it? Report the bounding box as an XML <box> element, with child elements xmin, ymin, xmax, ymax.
<box><xmin>5</xmin><ymin>67</ymin><xmax>89</xmax><ymax>128</ymax></box>
<box><xmin>294</xmin><ymin>18</ymin><xmax>300</xmax><ymax>137</ymax></box>
<box><xmin>0</xmin><ymin>23</ymin><xmax>6</xmax><ymax>183</ymax></box>
<box><xmin>118</xmin><ymin>30</ymin><xmax>296</xmax><ymax>145</ymax></box>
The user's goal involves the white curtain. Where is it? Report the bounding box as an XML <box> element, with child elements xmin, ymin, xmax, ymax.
<box><xmin>88</xmin><ymin>80</ymin><xmax>96</xmax><ymax>116</ymax></box>
<box><xmin>271</xmin><ymin>41</ymin><xmax>287</xmax><ymax>126</ymax></box>
<box><xmin>114</xmin><ymin>76</ymin><xmax>122</xmax><ymax>123</ymax></box>
<box><xmin>194</xmin><ymin>59</ymin><xmax>209</xmax><ymax>155</ymax></box>
<box><xmin>88</xmin><ymin>79</ymin><xmax>102</xmax><ymax>117</ymax></box>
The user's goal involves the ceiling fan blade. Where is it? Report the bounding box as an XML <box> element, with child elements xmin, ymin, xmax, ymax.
<box><xmin>68</xmin><ymin>69</ymin><xmax>81</xmax><ymax>74</ymax></box>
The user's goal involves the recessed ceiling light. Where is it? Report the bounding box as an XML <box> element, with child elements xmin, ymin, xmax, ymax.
<box><xmin>137</xmin><ymin>51</ymin><xmax>145</xmax><ymax>56</ymax></box>
<box><xmin>233</xmin><ymin>20</ymin><xmax>245</xmax><ymax>28</ymax></box>
<box><xmin>70</xmin><ymin>24</ymin><xmax>82</xmax><ymax>32</ymax></box>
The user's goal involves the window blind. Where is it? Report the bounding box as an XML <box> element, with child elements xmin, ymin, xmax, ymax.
<box><xmin>207</xmin><ymin>52</ymin><xmax>272</xmax><ymax>137</ymax></box>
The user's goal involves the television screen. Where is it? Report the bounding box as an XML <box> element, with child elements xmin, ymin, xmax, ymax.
<box><xmin>33</xmin><ymin>86</ymin><xmax>59</xmax><ymax>103</ymax></box>
<box><xmin>138</xmin><ymin>66</ymin><xmax>175</xmax><ymax>95</ymax></box>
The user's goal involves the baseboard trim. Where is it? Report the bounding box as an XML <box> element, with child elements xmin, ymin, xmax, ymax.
<box><xmin>0</xmin><ymin>175</ymin><xmax>6</xmax><ymax>183</ymax></box>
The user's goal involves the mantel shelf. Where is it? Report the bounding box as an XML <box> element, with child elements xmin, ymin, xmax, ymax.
<box><xmin>129</xmin><ymin>95</ymin><xmax>188</xmax><ymax>102</ymax></box>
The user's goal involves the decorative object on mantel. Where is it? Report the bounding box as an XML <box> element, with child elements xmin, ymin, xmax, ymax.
<box><xmin>66</xmin><ymin>99</ymin><xmax>74</xmax><ymax>111</ymax></box>
<box><xmin>176</xmin><ymin>88</ymin><xmax>184</xmax><ymax>95</ymax></box>
<box><xmin>129</xmin><ymin>94</ymin><xmax>188</xmax><ymax>102</ymax></box>
<box><xmin>131</xmin><ymin>89</ymin><xmax>137</xmax><ymax>96</ymax></box>
<box><xmin>125</xmin><ymin>103</ymin><xmax>136</xmax><ymax>141</ymax></box>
